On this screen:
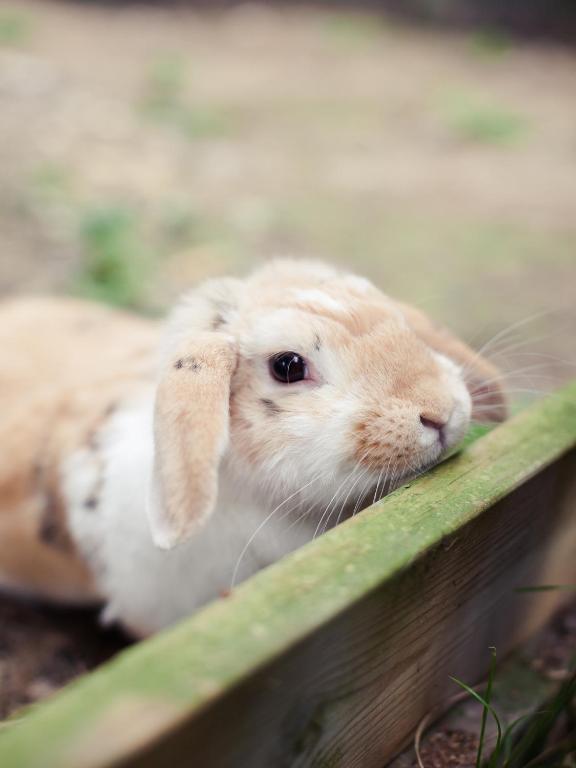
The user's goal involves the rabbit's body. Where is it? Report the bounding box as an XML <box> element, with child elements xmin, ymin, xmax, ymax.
<box><xmin>65</xmin><ymin>391</ymin><xmax>313</xmax><ymax>635</ymax></box>
<box><xmin>0</xmin><ymin>261</ymin><xmax>507</xmax><ymax>636</ymax></box>
<box><xmin>0</xmin><ymin>295</ymin><xmax>316</xmax><ymax>634</ymax></box>
<box><xmin>0</xmin><ymin>298</ymin><xmax>157</xmax><ymax>605</ymax></box>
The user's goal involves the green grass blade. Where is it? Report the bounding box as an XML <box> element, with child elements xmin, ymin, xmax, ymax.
<box><xmin>478</xmin><ymin>648</ymin><xmax>497</xmax><ymax>768</ymax></box>
<box><xmin>505</xmin><ymin>670</ymin><xmax>576</xmax><ymax>767</ymax></box>
<box><xmin>450</xmin><ymin>676</ymin><xmax>503</xmax><ymax>759</ymax></box>
<box><xmin>499</xmin><ymin>712</ymin><xmax>548</xmax><ymax>767</ymax></box>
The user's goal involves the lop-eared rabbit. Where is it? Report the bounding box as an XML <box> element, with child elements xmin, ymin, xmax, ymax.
<box><xmin>0</xmin><ymin>260</ymin><xmax>506</xmax><ymax>636</ymax></box>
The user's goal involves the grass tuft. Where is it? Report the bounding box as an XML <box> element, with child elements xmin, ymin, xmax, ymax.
<box><xmin>444</xmin><ymin>95</ymin><xmax>529</xmax><ymax>146</ymax></box>
<box><xmin>503</xmin><ymin>671</ymin><xmax>576</xmax><ymax>768</ymax></box>
<box><xmin>450</xmin><ymin>667</ymin><xmax>503</xmax><ymax>765</ymax></box>
<box><xmin>74</xmin><ymin>205</ymin><xmax>155</xmax><ymax>311</ymax></box>
<box><xmin>446</xmin><ymin>638</ymin><xmax>576</xmax><ymax>768</ymax></box>
<box><xmin>0</xmin><ymin>9</ymin><xmax>31</xmax><ymax>46</ymax></box>
<box><xmin>478</xmin><ymin>648</ymin><xmax>498</xmax><ymax>767</ymax></box>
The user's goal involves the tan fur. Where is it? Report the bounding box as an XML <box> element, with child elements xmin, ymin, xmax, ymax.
<box><xmin>249</xmin><ymin>264</ymin><xmax>505</xmax><ymax>405</ymax></box>
<box><xmin>396</xmin><ymin>302</ymin><xmax>506</xmax><ymax>422</ymax></box>
<box><xmin>0</xmin><ymin>297</ymin><xmax>158</xmax><ymax>602</ymax></box>
<box><xmin>223</xmin><ymin>261</ymin><xmax>506</xmax><ymax>477</ymax></box>
<box><xmin>151</xmin><ymin>333</ymin><xmax>237</xmax><ymax>548</ymax></box>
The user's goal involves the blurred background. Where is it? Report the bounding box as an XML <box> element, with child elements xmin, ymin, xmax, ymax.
<box><xmin>1</xmin><ymin>0</ymin><xmax>575</xmax><ymax>394</ymax></box>
<box><xmin>0</xmin><ymin>0</ymin><xmax>575</xmax><ymax>721</ymax></box>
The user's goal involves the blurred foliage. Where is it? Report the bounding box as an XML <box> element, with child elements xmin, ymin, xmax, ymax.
<box><xmin>443</xmin><ymin>94</ymin><xmax>529</xmax><ymax>145</ymax></box>
<box><xmin>470</xmin><ymin>29</ymin><xmax>512</xmax><ymax>57</ymax></box>
<box><xmin>139</xmin><ymin>54</ymin><xmax>239</xmax><ymax>139</ymax></box>
<box><xmin>0</xmin><ymin>9</ymin><xmax>31</xmax><ymax>46</ymax></box>
<box><xmin>322</xmin><ymin>10</ymin><xmax>386</xmax><ymax>49</ymax></box>
<box><xmin>30</xmin><ymin>164</ymin><xmax>74</xmax><ymax>203</ymax></box>
<box><xmin>74</xmin><ymin>206</ymin><xmax>156</xmax><ymax>311</ymax></box>
<box><xmin>140</xmin><ymin>53</ymin><xmax>186</xmax><ymax>118</ymax></box>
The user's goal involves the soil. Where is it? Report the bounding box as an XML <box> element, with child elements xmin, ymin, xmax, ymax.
<box><xmin>0</xmin><ymin>595</ymin><xmax>130</xmax><ymax>720</ymax></box>
<box><xmin>415</xmin><ymin>730</ymin><xmax>479</xmax><ymax>768</ymax></box>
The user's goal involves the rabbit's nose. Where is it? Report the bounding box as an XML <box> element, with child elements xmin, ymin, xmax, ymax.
<box><xmin>419</xmin><ymin>414</ymin><xmax>447</xmax><ymax>432</ymax></box>
<box><xmin>420</xmin><ymin>411</ymin><xmax>451</xmax><ymax>447</ymax></box>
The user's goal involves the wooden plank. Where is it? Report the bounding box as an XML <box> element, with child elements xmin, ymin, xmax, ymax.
<box><xmin>1</xmin><ymin>382</ymin><xmax>576</xmax><ymax>768</ymax></box>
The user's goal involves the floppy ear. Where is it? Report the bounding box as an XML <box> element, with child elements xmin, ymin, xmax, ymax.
<box><xmin>148</xmin><ymin>332</ymin><xmax>237</xmax><ymax>549</ymax></box>
<box><xmin>397</xmin><ymin>302</ymin><xmax>508</xmax><ymax>423</ymax></box>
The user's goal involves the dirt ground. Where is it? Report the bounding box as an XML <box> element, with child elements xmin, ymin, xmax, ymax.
<box><xmin>0</xmin><ymin>0</ymin><xmax>575</xmax><ymax>731</ymax></box>
<box><xmin>0</xmin><ymin>596</ymin><xmax>129</xmax><ymax>720</ymax></box>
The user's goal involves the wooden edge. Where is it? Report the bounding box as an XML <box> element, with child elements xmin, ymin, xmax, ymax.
<box><xmin>1</xmin><ymin>382</ymin><xmax>576</xmax><ymax>767</ymax></box>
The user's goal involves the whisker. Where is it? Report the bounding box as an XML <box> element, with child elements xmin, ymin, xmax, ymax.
<box><xmin>474</xmin><ymin>386</ymin><xmax>551</xmax><ymax>399</ymax></box>
<box><xmin>467</xmin><ymin>363</ymin><xmax>564</xmax><ymax>389</ymax></box>
<box><xmin>313</xmin><ymin>464</ymin><xmax>360</xmax><ymax>540</ymax></box>
<box><xmin>332</xmin><ymin>465</ymin><xmax>373</xmax><ymax>531</ymax></box>
<box><xmin>230</xmin><ymin>472</ymin><xmax>325</xmax><ymax>588</ymax></box>
<box><xmin>372</xmin><ymin>467</ymin><xmax>385</xmax><ymax>505</ymax></box>
<box><xmin>312</xmin><ymin>449</ymin><xmax>374</xmax><ymax>539</ymax></box>
<box><xmin>318</xmin><ymin>460</ymin><xmax>372</xmax><ymax>538</ymax></box>
<box><xmin>351</xmin><ymin>477</ymin><xmax>375</xmax><ymax>519</ymax></box>
<box><xmin>467</xmin><ymin>310</ymin><xmax>556</xmax><ymax>365</ymax></box>
<box><xmin>505</xmin><ymin>352</ymin><xmax>576</xmax><ymax>366</ymax></box>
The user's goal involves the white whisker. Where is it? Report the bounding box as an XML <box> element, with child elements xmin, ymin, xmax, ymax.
<box><xmin>230</xmin><ymin>472</ymin><xmax>324</xmax><ymax>589</ymax></box>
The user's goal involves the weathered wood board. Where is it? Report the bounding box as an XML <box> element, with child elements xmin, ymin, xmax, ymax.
<box><xmin>1</xmin><ymin>383</ymin><xmax>576</xmax><ymax>768</ymax></box>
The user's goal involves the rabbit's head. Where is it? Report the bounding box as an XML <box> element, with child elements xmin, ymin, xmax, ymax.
<box><xmin>150</xmin><ymin>260</ymin><xmax>507</xmax><ymax>548</ymax></box>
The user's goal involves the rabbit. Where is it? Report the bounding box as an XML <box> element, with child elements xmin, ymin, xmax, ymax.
<box><xmin>0</xmin><ymin>260</ymin><xmax>507</xmax><ymax>636</ymax></box>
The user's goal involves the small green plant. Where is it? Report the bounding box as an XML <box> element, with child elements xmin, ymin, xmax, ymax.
<box><xmin>450</xmin><ymin>649</ymin><xmax>503</xmax><ymax>768</ymax></box>
<box><xmin>74</xmin><ymin>205</ymin><xmax>155</xmax><ymax>310</ymax></box>
<box><xmin>445</xmin><ymin>96</ymin><xmax>529</xmax><ymax>146</ymax></box>
<box><xmin>0</xmin><ymin>9</ymin><xmax>31</xmax><ymax>46</ymax></box>
<box><xmin>447</xmin><ymin>647</ymin><xmax>576</xmax><ymax>768</ymax></box>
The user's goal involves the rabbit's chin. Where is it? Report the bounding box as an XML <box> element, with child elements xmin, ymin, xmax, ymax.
<box><xmin>223</xmin><ymin>439</ymin><xmax>451</xmax><ymax>537</ymax></box>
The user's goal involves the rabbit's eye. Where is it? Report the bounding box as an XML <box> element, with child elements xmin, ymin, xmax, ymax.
<box><xmin>269</xmin><ymin>352</ymin><xmax>307</xmax><ymax>384</ymax></box>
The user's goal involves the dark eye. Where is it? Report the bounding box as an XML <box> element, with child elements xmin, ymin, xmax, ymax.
<box><xmin>269</xmin><ymin>352</ymin><xmax>308</xmax><ymax>384</ymax></box>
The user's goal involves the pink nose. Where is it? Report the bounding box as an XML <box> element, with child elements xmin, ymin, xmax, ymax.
<box><xmin>420</xmin><ymin>414</ymin><xmax>447</xmax><ymax>432</ymax></box>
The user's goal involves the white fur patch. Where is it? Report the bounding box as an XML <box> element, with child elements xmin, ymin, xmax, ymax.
<box><xmin>431</xmin><ymin>351</ymin><xmax>472</xmax><ymax>445</ymax></box>
<box><xmin>62</xmin><ymin>388</ymin><xmax>320</xmax><ymax>634</ymax></box>
<box><xmin>294</xmin><ymin>290</ymin><xmax>345</xmax><ymax>313</ymax></box>
<box><xmin>344</xmin><ymin>275</ymin><xmax>373</xmax><ymax>294</ymax></box>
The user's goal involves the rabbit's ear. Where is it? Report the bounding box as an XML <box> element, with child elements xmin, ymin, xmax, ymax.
<box><xmin>149</xmin><ymin>332</ymin><xmax>237</xmax><ymax>549</ymax></box>
<box><xmin>397</xmin><ymin>302</ymin><xmax>508</xmax><ymax>423</ymax></box>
